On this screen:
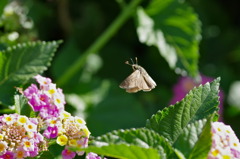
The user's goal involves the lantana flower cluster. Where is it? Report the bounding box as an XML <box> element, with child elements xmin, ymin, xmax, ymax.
<box><xmin>0</xmin><ymin>114</ymin><xmax>46</xmax><ymax>158</ymax></box>
<box><xmin>22</xmin><ymin>75</ymin><xmax>91</xmax><ymax>158</ymax></box>
<box><xmin>24</xmin><ymin>75</ymin><xmax>65</xmax><ymax>120</ymax></box>
<box><xmin>57</xmin><ymin>112</ymin><xmax>90</xmax><ymax>158</ymax></box>
<box><xmin>208</xmin><ymin>122</ymin><xmax>240</xmax><ymax>159</ymax></box>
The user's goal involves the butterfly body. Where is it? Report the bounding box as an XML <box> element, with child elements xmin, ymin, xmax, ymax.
<box><xmin>119</xmin><ymin>62</ymin><xmax>156</xmax><ymax>93</ymax></box>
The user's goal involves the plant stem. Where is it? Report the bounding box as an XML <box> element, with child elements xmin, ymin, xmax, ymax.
<box><xmin>0</xmin><ymin>109</ymin><xmax>15</xmax><ymax>114</ymax></box>
<box><xmin>57</xmin><ymin>0</ymin><xmax>142</xmax><ymax>86</ymax></box>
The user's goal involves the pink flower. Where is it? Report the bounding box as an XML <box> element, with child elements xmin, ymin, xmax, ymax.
<box><xmin>208</xmin><ymin>122</ymin><xmax>240</xmax><ymax>159</ymax></box>
<box><xmin>231</xmin><ymin>148</ymin><xmax>240</xmax><ymax>158</ymax></box>
<box><xmin>28</xmin><ymin>147</ymin><xmax>39</xmax><ymax>157</ymax></box>
<box><xmin>33</xmin><ymin>132</ymin><xmax>44</xmax><ymax>144</ymax></box>
<box><xmin>0</xmin><ymin>114</ymin><xmax>46</xmax><ymax>158</ymax></box>
<box><xmin>86</xmin><ymin>152</ymin><xmax>105</xmax><ymax>159</ymax></box>
<box><xmin>23</xmin><ymin>75</ymin><xmax>65</xmax><ymax>120</ymax></box>
<box><xmin>62</xmin><ymin>149</ymin><xmax>76</xmax><ymax>159</ymax></box>
<box><xmin>23</xmin><ymin>84</ymin><xmax>38</xmax><ymax>99</ymax></box>
<box><xmin>15</xmin><ymin>147</ymin><xmax>27</xmax><ymax>158</ymax></box>
<box><xmin>39</xmin><ymin>104</ymin><xmax>60</xmax><ymax>119</ymax></box>
<box><xmin>34</xmin><ymin>75</ymin><xmax>52</xmax><ymax>90</ymax></box>
<box><xmin>22</xmin><ymin>138</ymin><xmax>35</xmax><ymax>151</ymax></box>
<box><xmin>170</xmin><ymin>74</ymin><xmax>224</xmax><ymax>120</ymax></box>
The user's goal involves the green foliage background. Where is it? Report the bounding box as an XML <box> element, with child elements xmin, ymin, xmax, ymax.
<box><xmin>0</xmin><ymin>0</ymin><xmax>240</xmax><ymax>143</ymax></box>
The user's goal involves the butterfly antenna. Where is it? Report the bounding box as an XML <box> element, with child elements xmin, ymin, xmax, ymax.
<box><xmin>130</xmin><ymin>58</ymin><xmax>134</xmax><ymax>65</ymax></box>
<box><xmin>135</xmin><ymin>57</ymin><xmax>138</xmax><ymax>65</ymax></box>
<box><xmin>125</xmin><ymin>57</ymin><xmax>138</xmax><ymax>66</ymax></box>
<box><xmin>125</xmin><ymin>60</ymin><xmax>131</xmax><ymax>66</ymax></box>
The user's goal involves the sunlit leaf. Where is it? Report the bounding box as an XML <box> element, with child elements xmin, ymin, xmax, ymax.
<box><xmin>146</xmin><ymin>78</ymin><xmax>220</xmax><ymax>144</ymax></box>
<box><xmin>92</xmin><ymin>128</ymin><xmax>175</xmax><ymax>159</ymax></box>
<box><xmin>84</xmin><ymin>144</ymin><xmax>160</xmax><ymax>159</ymax></box>
<box><xmin>173</xmin><ymin>118</ymin><xmax>212</xmax><ymax>159</ymax></box>
<box><xmin>0</xmin><ymin>41</ymin><xmax>61</xmax><ymax>105</ymax></box>
<box><xmin>136</xmin><ymin>0</ymin><xmax>201</xmax><ymax>77</ymax></box>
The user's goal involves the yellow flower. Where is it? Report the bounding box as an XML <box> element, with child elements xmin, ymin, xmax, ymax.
<box><xmin>48</xmin><ymin>89</ymin><xmax>56</xmax><ymax>95</ymax></box>
<box><xmin>68</xmin><ymin>139</ymin><xmax>77</xmax><ymax>147</ymax></box>
<box><xmin>57</xmin><ymin>135</ymin><xmax>68</xmax><ymax>146</ymax></box>
<box><xmin>4</xmin><ymin>115</ymin><xmax>13</xmax><ymax>124</ymax></box>
<box><xmin>82</xmin><ymin>127</ymin><xmax>90</xmax><ymax>138</ymax></box>
<box><xmin>0</xmin><ymin>134</ymin><xmax>4</xmax><ymax>140</ymax></box>
<box><xmin>23</xmin><ymin>140</ymin><xmax>32</xmax><ymax>149</ymax></box>
<box><xmin>223</xmin><ymin>155</ymin><xmax>231</xmax><ymax>159</ymax></box>
<box><xmin>211</xmin><ymin>149</ymin><xmax>219</xmax><ymax>157</ymax></box>
<box><xmin>17</xmin><ymin>116</ymin><xmax>28</xmax><ymax>125</ymax></box>
<box><xmin>75</xmin><ymin>117</ymin><xmax>86</xmax><ymax>125</ymax></box>
<box><xmin>61</xmin><ymin>111</ymin><xmax>71</xmax><ymax>119</ymax></box>
<box><xmin>0</xmin><ymin>141</ymin><xmax>7</xmax><ymax>153</ymax></box>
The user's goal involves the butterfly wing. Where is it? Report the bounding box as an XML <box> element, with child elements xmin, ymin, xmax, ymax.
<box><xmin>125</xmin><ymin>74</ymin><xmax>151</xmax><ymax>93</ymax></box>
<box><xmin>142</xmin><ymin>73</ymin><xmax>157</xmax><ymax>91</ymax></box>
<box><xmin>120</xmin><ymin>69</ymin><xmax>155</xmax><ymax>93</ymax></box>
<box><xmin>119</xmin><ymin>70</ymin><xmax>142</xmax><ymax>92</ymax></box>
<box><xmin>125</xmin><ymin>87</ymin><xmax>141</xmax><ymax>93</ymax></box>
<box><xmin>120</xmin><ymin>65</ymin><xmax>157</xmax><ymax>93</ymax></box>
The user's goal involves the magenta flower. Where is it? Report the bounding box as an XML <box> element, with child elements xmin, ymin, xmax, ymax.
<box><xmin>62</xmin><ymin>149</ymin><xmax>76</xmax><ymax>159</ymax></box>
<box><xmin>0</xmin><ymin>151</ymin><xmax>15</xmax><ymax>159</ymax></box>
<box><xmin>24</xmin><ymin>84</ymin><xmax>38</xmax><ymax>97</ymax></box>
<box><xmin>170</xmin><ymin>74</ymin><xmax>224</xmax><ymax>120</ymax></box>
<box><xmin>43</xmin><ymin>126</ymin><xmax>58</xmax><ymax>139</ymax></box>
<box><xmin>28</xmin><ymin>147</ymin><xmax>39</xmax><ymax>157</ymax></box>
<box><xmin>28</xmin><ymin>94</ymin><xmax>43</xmax><ymax>111</ymax></box>
<box><xmin>23</xmin><ymin>75</ymin><xmax>65</xmax><ymax>119</ymax></box>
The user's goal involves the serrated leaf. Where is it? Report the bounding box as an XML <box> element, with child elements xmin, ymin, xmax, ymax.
<box><xmin>0</xmin><ymin>41</ymin><xmax>62</xmax><ymax>105</ymax></box>
<box><xmin>146</xmin><ymin>78</ymin><xmax>220</xmax><ymax>144</ymax></box>
<box><xmin>92</xmin><ymin>128</ymin><xmax>175</xmax><ymax>159</ymax></box>
<box><xmin>173</xmin><ymin>118</ymin><xmax>212</xmax><ymax>159</ymax></box>
<box><xmin>136</xmin><ymin>0</ymin><xmax>201</xmax><ymax>77</ymax></box>
<box><xmin>84</xmin><ymin>144</ymin><xmax>160</xmax><ymax>159</ymax></box>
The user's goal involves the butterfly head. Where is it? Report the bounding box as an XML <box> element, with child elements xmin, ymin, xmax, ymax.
<box><xmin>132</xmin><ymin>64</ymin><xmax>141</xmax><ymax>70</ymax></box>
<box><xmin>125</xmin><ymin>60</ymin><xmax>141</xmax><ymax>71</ymax></box>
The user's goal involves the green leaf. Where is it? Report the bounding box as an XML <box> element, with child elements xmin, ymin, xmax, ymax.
<box><xmin>136</xmin><ymin>0</ymin><xmax>201</xmax><ymax>77</ymax></box>
<box><xmin>173</xmin><ymin>118</ymin><xmax>212</xmax><ymax>159</ymax></box>
<box><xmin>0</xmin><ymin>0</ymin><xmax>7</xmax><ymax>16</ymax></box>
<box><xmin>84</xmin><ymin>144</ymin><xmax>160</xmax><ymax>159</ymax></box>
<box><xmin>146</xmin><ymin>78</ymin><xmax>220</xmax><ymax>144</ymax></box>
<box><xmin>92</xmin><ymin>128</ymin><xmax>175</xmax><ymax>159</ymax></box>
<box><xmin>37</xmin><ymin>151</ymin><xmax>55</xmax><ymax>159</ymax></box>
<box><xmin>0</xmin><ymin>41</ymin><xmax>62</xmax><ymax>105</ymax></box>
<box><xmin>14</xmin><ymin>94</ymin><xmax>33</xmax><ymax>116</ymax></box>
